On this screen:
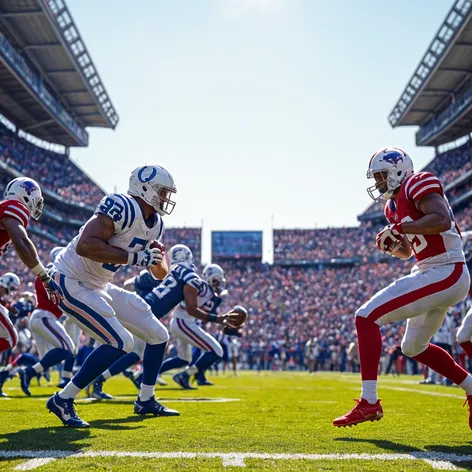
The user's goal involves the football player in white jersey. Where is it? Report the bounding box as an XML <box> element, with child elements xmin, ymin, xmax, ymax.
<box><xmin>166</xmin><ymin>264</ymin><xmax>227</xmax><ymax>389</ymax></box>
<box><xmin>46</xmin><ymin>165</ymin><xmax>179</xmax><ymax>428</ymax></box>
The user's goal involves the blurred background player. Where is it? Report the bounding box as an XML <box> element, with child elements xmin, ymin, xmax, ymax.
<box><xmin>146</xmin><ymin>249</ymin><xmax>238</xmax><ymax>389</ymax></box>
<box><xmin>0</xmin><ymin>272</ymin><xmax>21</xmax><ymax>395</ymax></box>
<box><xmin>47</xmin><ymin>165</ymin><xmax>177</xmax><ymax>428</ymax></box>
<box><xmin>333</xmin><ymin>147</ymin><xmax>472</xmax><ymax>429</ymax></box>
<box><xmin>18</xmin><ymin>248</ymin><xmax>76</xmax><ymax>396</ymax></box>
<box><xmin>160</xmin><ymin>263</ymin><xmax>228</xmax><ymax>389</ymax></box>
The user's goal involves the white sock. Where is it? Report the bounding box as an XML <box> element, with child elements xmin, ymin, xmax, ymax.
<box><xmin>361</xmin><ymin>380</ymin><xmax>378</xmax><ymax>404</ymax></box>
<box><xmin>33</xmin><ymin>363</ymin><xmax>44</xmax><ymax>374</ymax></box>
<box><xmin>62</xmin><ymin>370</ymin><xmax>73</xmax><ymax>379</ymax></box>
<box><xmin>102</xmin><ymin>370</ymin><xmax>112</xmax><ymax>380</ymax></box>
<box><xmin>58</xmin><ymin>380</ymin><xmax>82</xmax><ymax>399</ymax></box>
<box><xmin>186</xmin><ymin>365</ymin><xmax>198</xmax><ymax>376</ymax></box>
<box><xmin>460</xmin><ymin>374</ymin><xmax>472</xmax><ymax>395</ymax></box>
<box><xmin>139</xmin><ymin>383</ymin><xmax>155</xmax><ymax>401</ymax></box>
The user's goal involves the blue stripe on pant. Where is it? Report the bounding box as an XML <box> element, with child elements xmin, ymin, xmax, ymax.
<box><xmin>58</xmin><ymin>274</ymin><xmax>124</xmax><ymax>350</ymax></box>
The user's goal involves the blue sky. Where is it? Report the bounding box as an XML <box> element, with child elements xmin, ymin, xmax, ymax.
<box><xmin>68</xmin><ymin>0</ymin><xmax>451</xmax><ymax>258</ymax></box>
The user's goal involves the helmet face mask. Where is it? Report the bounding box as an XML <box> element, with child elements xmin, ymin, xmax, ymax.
<box><xmin>155</xmin><ymin>186</ymin><xmax>176</xmax><ymax>215</ymax></box>
<box><xmin>366</xmin><ymin>148</ymin><xmax>414</xmax><ymax>201</ymax></box>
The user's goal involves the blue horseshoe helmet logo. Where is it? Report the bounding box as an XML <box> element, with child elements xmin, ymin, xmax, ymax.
<box><xmin>138</xmin><ymin>166</ymin><xmax>157</xmax><ymax>183</ymax></box>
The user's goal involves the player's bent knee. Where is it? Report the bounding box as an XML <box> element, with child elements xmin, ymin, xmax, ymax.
<box><xmin>120</xmin><ymin>331</ymin><xmax>135</xmax><ymax>353</ymax></box>
<box><xmin>145</xmin><ymin>323</ymin><xmax>169</xmax><ymax>345</ymax></box>
<box><xmin>401</xmin><ymin>339</ymin><xmax>426</xmax><ymax>358</ymax></box>
<box><xmin>213</xmin><ymin>343</ymin><xmax>224</xmax><ymax>358</ymax></box>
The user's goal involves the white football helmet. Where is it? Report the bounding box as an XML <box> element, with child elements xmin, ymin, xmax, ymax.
<box><xmin>202</xmin><ymin>264</ymin><xmax>226</xmax><ymax>293</ymax></box>
<box><xmin>0</xmin><ymin>272</ymin><xmax>20</xmax><ymax>294</ymax></box>
<box><xmin>4</xmin><ymin>177</ymin><xmax>44</xmax><ymax>220</ymax></box>
<box><xmin>366</xmin><ymin>147</ymin><xmax>414</xmax><ymax>200</ymax></box>
<box><xmin>21</xmin><ymin>291</ymin><xmax>37</xmax><ymax>306</ymax></box>
<box><xmin>128</xmin><ymin>165</ymin><xmax>176</xmax><ymax>216</ymax></box>
<box><xmin>170</xmin><ymin>244</ymin><xmax>194</xmax><ymax>266</ymax></box>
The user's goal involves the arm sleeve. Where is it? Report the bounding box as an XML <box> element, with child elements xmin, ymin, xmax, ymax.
<box><xmin>406</xmin><ymin>172</ymin><xmax>443</xmax><ymax>205</ymax></box>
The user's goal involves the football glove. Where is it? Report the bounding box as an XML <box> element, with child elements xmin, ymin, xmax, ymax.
<box><xmin>39</xmin><ymin>273</ymin><xmax>64</xmax><ymax>305</ymax></box>
<box><xmin>376</xmin><ymin>224</ymin><xmax>403</xmax><ymax>254</ymax></box>
<box><xmin>128</xmin><ymin>248</ymin><xmax>163</xmax><ymax>267</ymax></box>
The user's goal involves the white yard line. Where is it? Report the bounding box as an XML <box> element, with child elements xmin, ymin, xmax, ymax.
<box><xmin>1</xmin><ymin>449</ymin><xmax>470</xmax><ymax>470</ymax></box>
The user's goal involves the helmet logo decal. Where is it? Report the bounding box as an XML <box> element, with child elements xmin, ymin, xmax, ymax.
<box><xmin>138</xmin><ymin>166</ymin><xmax>157</xmax><ymax>183</ymax></box>
<box><xmin>381</xmin><ymin>151</ymin><xmax>404</xmax><ymax>165</ymax></box>
<box><xmin>19</xmin><ymin>181</ymin><xmax>39</xmax><ymax>195</ymax></box>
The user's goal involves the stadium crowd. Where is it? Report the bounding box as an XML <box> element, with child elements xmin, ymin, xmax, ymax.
<box><xmin>0</xmin><ymin>124</ymin><xmax>103</xmax><ymax>206</ymax></box>
<box><xmin>0</xmin><ymin>131</ymin><xmax>471</xmax><ymax>376</ymax></box>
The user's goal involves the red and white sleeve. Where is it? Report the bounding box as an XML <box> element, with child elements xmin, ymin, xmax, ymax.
<box><xmin>1</xmin><ymin>201</ymin><xmax>30</xmax><ymax>227</ymax></box>
<box><xmin>405</xmin><ymin>172</ymin><xmax>443</xmax><ymax>205</ymax></box>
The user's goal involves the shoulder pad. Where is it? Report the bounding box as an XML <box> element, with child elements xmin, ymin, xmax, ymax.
<box><xmin>96</xmin><ymin>194</ymin><xmax>136</xmax><ymax>231</ymax></box>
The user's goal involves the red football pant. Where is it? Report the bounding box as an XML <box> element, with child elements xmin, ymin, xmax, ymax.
<box><xmin>460</xmin><ymin>341</ymin><xmax>472</xmax><ymax>360</ymax></box>
<box><xmin>413</xmin><ymin>343</ymin><xmax>468</xmax><ymax>385</ymax></box>
<box><xmin>356</xmin><ymin>316</ymin><xmax>382</xmax><ymax>381</ymax></box>
<box><xmin>0</xmin><ymin>338</ymin><xmax>12</xmax><ymax>354</ymax></box>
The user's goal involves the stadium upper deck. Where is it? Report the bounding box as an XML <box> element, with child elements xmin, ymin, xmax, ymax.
<box><xmin>0</xmin><ymin>0</ymin><xmax>118</xmax><ymax>146</ymax></box>
<box><xmin>389</xmin><ymin>0</ymin><xmax>472</xmax><ymax>146</ymax></box>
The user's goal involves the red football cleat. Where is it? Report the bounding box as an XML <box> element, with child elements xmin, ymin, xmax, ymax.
<box><xmin>463</xmin><ymin>394</ymin><xmax>472</xmax><ymax>430</ymax></box>
<box><xmin>333</xmin><ymin>398</ymin><xmax>383</xmax><ymax>427</ymax></box>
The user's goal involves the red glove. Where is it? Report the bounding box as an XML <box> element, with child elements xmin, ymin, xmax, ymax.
<box><xmin>376</xmin><ymin>224</ymin><xmax>403</xmax><ymax>254</ymax></box>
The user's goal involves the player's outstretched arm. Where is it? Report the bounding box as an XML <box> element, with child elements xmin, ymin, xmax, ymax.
<box><xmin>3</xmin><ymin>217</ymin><xmax>63</xmax><ymax>303</ymax></box>
<box><xmin>76</xmin><ymin>214</ymin><xmax>129</xmax><ymax>264</ymax></box>
<box><xmin>183</xmin><ymin>285</ymin><xmax>240</xmax><ymax>326</ymax></box>
<box><xmin>2</xmin><ymin>217</ymin><xmax>43</xmax><ymax>270</ymax></box>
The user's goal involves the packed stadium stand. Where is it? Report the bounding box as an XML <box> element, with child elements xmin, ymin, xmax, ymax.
<box><xmin>1</xmin><ymin>0</ymin><xmax>472</xmax><ymax>375</ymax></box>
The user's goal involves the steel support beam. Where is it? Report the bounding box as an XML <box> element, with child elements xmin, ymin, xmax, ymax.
<box><xmin>45</xmin><ymin>68</ymin><xmax>76</xmax><ymax>76</ymax></box>
<box><xmin>24</xmin><ymin>42</ymin><xmax>62</xmax><ymax>50</ymax></box>
<box><xmin>0</xmin><ymin>10</ymin><xmax>43</xmax><ymax>17</ymax></box>
<box><xmin>22</xmin><ymin>119</ymin><xmax>56</xmax><ymax>131</ymax></box>
<box><xmin>438</xmin><ymin>66</ymin><xmax>472</xmax><ymax>73</ymax></box>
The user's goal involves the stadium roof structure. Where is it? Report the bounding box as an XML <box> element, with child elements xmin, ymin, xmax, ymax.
<box><xmin>0</xmin><ymin>0</ymin><xmax>118</xmax><ymax>146</ymax></box>
<box><xmin>388</xmin><ymin>0</ymin><xmax>472</xmax><ymax>146</ymax></box>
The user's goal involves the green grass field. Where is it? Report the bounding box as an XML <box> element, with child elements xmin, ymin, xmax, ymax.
<box><xmin>1</xmin><ymin>371</ymin><xmax>472</xmax><ymax>471</ymax></box>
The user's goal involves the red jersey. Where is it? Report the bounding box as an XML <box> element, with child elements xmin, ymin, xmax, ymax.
<box><xmin>0</xmin><ymin>200</ymin><xmax>30</xmax><ymax>257</ymax></box>
<box><xmin>35</xmin><ymin>277</ymin><xmax>62</xmax><ymax>319</ymax></box>
<box><xmin>385</xmin><ymin>171</ymin><xmax>464</xmax><ymax>269</ymax></box>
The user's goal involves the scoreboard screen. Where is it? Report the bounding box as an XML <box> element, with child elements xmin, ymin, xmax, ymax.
<box><xmin>212</xmin><ymin>231</ymin><xmax>262</xmax><ymax>260</ymax></box>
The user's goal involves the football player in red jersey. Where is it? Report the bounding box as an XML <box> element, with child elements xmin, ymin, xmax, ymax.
<box><xmin>333</xmin><ymin>147</ymin><xmax>472</xmax><ymax>429</ymax></box>
<box><xmin>0</xmin><ymin>177</ymin><xmax>63</xmax><ymax>355</ymax></box>
<box><xmin>18</xmin><ymin>250</ymin><xmax>76</xmax><ymax>396</ymax></box>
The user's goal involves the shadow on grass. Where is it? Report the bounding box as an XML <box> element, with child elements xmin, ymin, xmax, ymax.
<box><xmin>0</xmin><ymin>425</ymin><xmax>91</xmax><ymax>452</ymax></box>
<box><xmin>334</xmin><ymin>437</ymin><xmax>417</xmax><ymax>453</ymax></box>
<box><xmin>0</xmin><ymin>416</ymin><xmax>146</xmax><ymax>454</ymax></box>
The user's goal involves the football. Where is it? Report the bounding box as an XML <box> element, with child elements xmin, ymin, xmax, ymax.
<box><xmin>228</xmin><ymin>305</ymin><xmax>248</xmax><ymax>327</ymax></box>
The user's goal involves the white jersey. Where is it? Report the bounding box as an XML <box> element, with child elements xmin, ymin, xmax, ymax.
<box><xmin>173</xmin><ymin>280</ymin><xmax>219</xmax><ymax>321</ymax></box>
<box><xmin>55</xmin><ymin>194</ymin><xmax>164</xmax><ymax>289</ymax></box>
